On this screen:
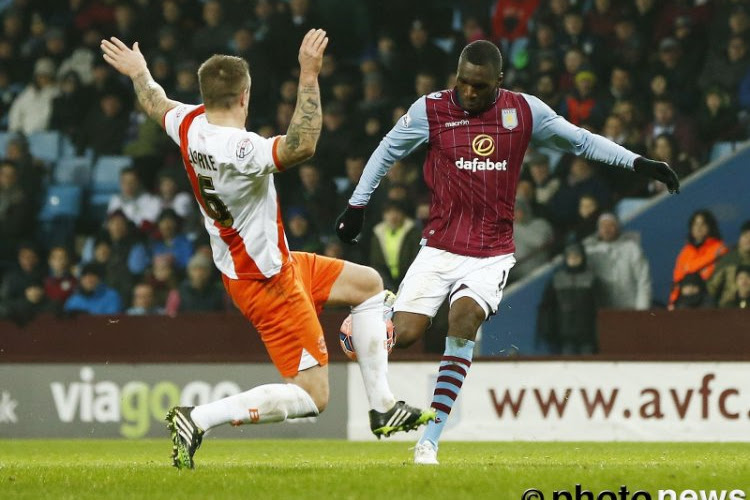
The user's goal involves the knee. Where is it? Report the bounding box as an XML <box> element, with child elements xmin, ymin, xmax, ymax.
<box><xmin>393</xmin><ymin>320</ymin><xmax>422</xmax><ymax>348</ymax></box>
<box><xmin>361</xmin><ymin>266</ymin><xmax>384</xmax><ymax>297</ymax></box>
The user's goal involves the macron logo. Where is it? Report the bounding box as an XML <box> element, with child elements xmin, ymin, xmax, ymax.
<box><xmin>445</xmin><ymin>119</ymin><xmax>469</xmax><ymax>128</ymax></box>
<box><xmin>455</xmin><ymin>157</ymin><xmax>508</xmax><ymax>172</ymax></box>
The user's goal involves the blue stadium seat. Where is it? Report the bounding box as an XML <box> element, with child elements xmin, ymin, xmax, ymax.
<box><xmin>615</xmin><ymin>197</ymin><xmax>649</xmax><ymax>221</ymax></box>
<box><xmin>0</xmin><ymin>131</ymin><xmax>9</xmax><ymax>157</ymax></box>
<box><xmin>53</xmin><ymin>157</ymin><xmax>92</xmax><ymax>186</ymax></box>
<box><xmin>708</xmin><ymin>142</ymin><xmax>736</xmax><ymax>163</ymax></box>
<box><xmin>91</xmin><ymin>155</ymin><xmax>133</xmax><ymax>193</ymax></box>
<box><xmin>28</xmin><ymin>131</ymin><xmax>62</xmax><ymax>163</ymax></box>
<box><xmin>39</xmin><ymin>185</ymin><xmax>83</xmax><ymax>221</ymax></box>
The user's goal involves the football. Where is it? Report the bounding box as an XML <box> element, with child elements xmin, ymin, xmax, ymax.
<box><xmin>338</xmin><ymin>315</ymin><xmax>396</xmax><ymax>361</ymax></box>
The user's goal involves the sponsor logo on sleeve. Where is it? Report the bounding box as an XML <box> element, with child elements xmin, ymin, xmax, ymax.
<box><xmin>401</xmin><ymin>112</ymin><xmax>412</xmax><ymax>128</ymax></box>
<box><xmin>236</xmin><ymin>138</ymin><xmax>254</xmax><ymax>159</ymax></box>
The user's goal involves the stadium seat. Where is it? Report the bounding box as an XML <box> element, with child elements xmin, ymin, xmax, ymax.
<box><xmin>53</xmin><ymin>157</ymin><xmax>92</xmax><ymax>186</ymax></box>
<box><xmin>28</xmin><ymin>131</ymin><xmax>62</xmax><ymax>163</ymax></box>
<box><xmin>38</xmin><ymin>185</ymin><xmax>83</xmax><ymax>221</ymax></box>
<box><xmin>708</xmin><ymin>142</ymin><xmax>736</xmax><ymax>163</ymax></box>
<box><xmin>0</xmin><ymin>131</ymin><xmax>9</xmax><ymax>157</ymax></box>
<box><xmin>615</xmin><ymin>197</ymin><xmax>649</xmax><ymax>221</ymax></box>
<box><xmin>91</xmin><ymin>155</ymin><xmax>133</xmax><ymax>193</ymax></box>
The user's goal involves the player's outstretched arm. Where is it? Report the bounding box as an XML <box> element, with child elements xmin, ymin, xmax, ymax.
<box><xmin>100</xmin><ymin>37</ymin><xmax>181</xmax><ymax>128</ymax></box>
<box><xmin>275</xmin><ymin>29</ymin><xmax>328</xmax><ymax>168</ymax></box>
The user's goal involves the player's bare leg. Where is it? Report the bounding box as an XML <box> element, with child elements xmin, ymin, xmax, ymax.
<box><xmin>415</xmin><ymin>297</ymin><xmax>485</xmax><ymax>464</ymax></box>
<box><xmin>392</xmin><ymin>311</ymin><xmax>431</xmax><ymax>347</ymax></box>
<box><xmin>328</xmin><ymin>262</ymin><xmax>435</xmax><ymax>437</ymax></box>
<box><xmin>284</xmin><ymin>364</ymin><xmax>329</xmax><ymax>413</ymax></box>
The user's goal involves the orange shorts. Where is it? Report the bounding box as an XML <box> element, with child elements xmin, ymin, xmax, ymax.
<box><xmin>222</xmin><ymin>251</ymin><xmax>345</xmax><ymax>378</ymax></box>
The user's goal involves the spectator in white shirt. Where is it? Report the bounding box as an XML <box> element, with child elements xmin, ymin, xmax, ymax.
<box><xmin>107</xmin><ymin>167</ymin><xmax>161</xmax><ymax>232</ymax></box>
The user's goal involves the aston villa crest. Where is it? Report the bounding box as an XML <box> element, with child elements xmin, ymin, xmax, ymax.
<box><xmin>502</xmin><ymin>108</ymin><xmax>518</xmax><ymax>130</ymax></box>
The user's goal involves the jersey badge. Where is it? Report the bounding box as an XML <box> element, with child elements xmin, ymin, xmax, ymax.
<box><xmin>502</xmin><ymin>108</ymin><xmax>518</xmax><ymax>130</ymax></box>
<box><xmin>236</xmin><ymin>138</ymin><xmax>254</xmax><ymax>159</ymax></box>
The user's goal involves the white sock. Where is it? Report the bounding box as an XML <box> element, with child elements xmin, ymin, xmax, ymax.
<box><xmin>351</xmin><ymin>291</ymin><xmax>396</xmax><ymax>413</ymax></box>
<box><xmin>190</xmin><ymin>383</ymin><xmax>319</xmax><ymax>431</ymax></box>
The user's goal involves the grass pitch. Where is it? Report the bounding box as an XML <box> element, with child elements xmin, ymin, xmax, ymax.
<box><xmin>0</xmin><ymin>440</ymin><xmax>748</xmax><ymax>499</ymax></box>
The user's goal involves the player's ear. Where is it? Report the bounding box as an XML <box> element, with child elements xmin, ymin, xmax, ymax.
<box><xmin>497</xmin><ymin>72</ymin><xmax>504</xmax><ymax>88</ymax></box>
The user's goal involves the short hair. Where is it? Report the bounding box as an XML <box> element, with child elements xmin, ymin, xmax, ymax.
<box><xmin>197</xmin><ymin>55</ymin><xmax>250</xmax><ymax>109</ymax></box>
<box><xmin>459</xmin><ymin>40</ymin><xmax>503</xmax><ymax>77</ymax></box>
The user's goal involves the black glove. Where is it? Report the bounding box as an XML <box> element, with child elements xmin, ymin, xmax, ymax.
<box><xmin>335</xmin><ymin>205</ymin><xmax>365</xmax><ymax>244</ymax></box>
<box><xmin>633</xmin><ymin>157</ymin><xmax>680</xmax><ymax>194</ymax></box>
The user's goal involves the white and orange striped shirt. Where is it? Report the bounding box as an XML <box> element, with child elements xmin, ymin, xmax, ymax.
<box><xmin>164</xmin><ymin>104</ymin><xmax>289</xmax><ymax>280</ymax></box>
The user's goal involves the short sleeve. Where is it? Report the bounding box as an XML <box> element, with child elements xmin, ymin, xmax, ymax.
<box><xmin>163</xmin><ymin>104</ymin><xmax>200</xmax><ymax>145</ymax></box>
<box><xmin>227</xmin><ymin>132</ymin><xmax>283</xmax><ymax>177</ymax></box>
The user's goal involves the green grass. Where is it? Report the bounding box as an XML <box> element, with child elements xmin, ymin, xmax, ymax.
<box><xmin>0</xmin><ymin>440</ymin><xmax>748</xmax><ymax>499</ymax></box>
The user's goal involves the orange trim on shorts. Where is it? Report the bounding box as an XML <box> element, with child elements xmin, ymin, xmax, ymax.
<box><xmin>223</xmin><ymin>252</ymin><xmax>344</xmax><ymax>377</ymax></box>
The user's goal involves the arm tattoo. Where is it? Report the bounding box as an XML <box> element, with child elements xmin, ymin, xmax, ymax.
<box><xmin>282</xmin><ymin>82</ymin><xmax>322</xmax><ymax>163</ymax></box>
<box><xmin>132</xmin><ymin>71</ymin><xmax>177</xmax><ymax>125</ymax></box>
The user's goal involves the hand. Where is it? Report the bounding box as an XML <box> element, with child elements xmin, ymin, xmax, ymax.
<box><xmin>100</xmin><ymin>37</ymin><xmax>147</xmax><ymax>79</ymax></box>
<box><xmin>633</xmin><ymin>157</ymin><xmax>680</xmax><ymax>194</ymax></box>
<box><xmin>298</xmin><ymin>29</ymin><xmax>328</xmax><ymax>76</ymax></box>
<box><xmin>335</xmin><ymin>205</ymin><xmax>365</xmax><ymax>244</ymax></box>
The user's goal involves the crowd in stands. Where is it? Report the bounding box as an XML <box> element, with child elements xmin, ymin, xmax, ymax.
<box><xmin>0</xmin><ymin>0</ymin><xmax>748</xmax><ymax>333</ymax></box>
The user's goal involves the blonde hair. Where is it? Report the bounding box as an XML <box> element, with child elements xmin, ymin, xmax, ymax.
<box><xmin>197</xmin><ymin>55</ymin><xmax>250</xmax><ymax>109</ymax></box>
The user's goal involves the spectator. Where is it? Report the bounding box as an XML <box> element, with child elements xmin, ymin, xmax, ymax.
<box><xmin>650</xmin><ymin>37</ymin><xmax>697</xmax><ymax>112</ymax></box>
<box><xmin>155</xmin><ymin>171</ymin><xmax>196</xmax><ymax>229</ymax></box>
<box><xmin>285</xmin><ymin>206</ymin><xmax>323</xmax><ymax>253</ymax></box>
<box><xmin>44</xmin><ymin>246</ymin><xmax>77</xmax><ymax>307</ymax></box>
<box><xmin>79</xmin><ymin>91</ymin><xmax>129</xmax><ymax>155</ymax></box>
<box><xmin>672</xmin><ymin>272</ymin><xmax>715</xmax><ymax>309</ymax></box>
<box><xmin>610</xmin><ymin>17</ymin><xmax>645</xmax><ymax>69</ymax></box>
<box><xmin>369</xmin><ymin>200</ymin><xmax>422</xmax><ymax>290</ymax></box>
<box><xmin>290</xmin><ymin>163</ymin><xmax>339</xmax><ymax>234</ymax></box>
<box><xmin>315</xmin><ymin>101</ymin><xmax>352</xmax><ymax>176</ymax></box>
<box><xmin>0</xmin><ymin>65</ymin><xmax>22</xmax><ymax>129</ymax></box>
<box><xmin>644</xmin><ymin>98</ymin><xmax>697</xmax><ymax>158</ymax></box>
<box><xmin>549</xmin><ymin>156</ymin><xmax>611</xmax><ymax>229</ymax></box>
<box><xmin>0</xmin><ymin>277</ymin><xmax>56</xmax><ymax>325</ymax></box>
<box><xmin>695</xmin><ymin>87</ymin><xmax>743</xmax><ymax>158</ymax></box>
<box><xmin>571</xmin><ymin>194</ymin><xmax>601</xmax><ymax>242</ymax></box>
<box><xmin>122</xmin><ymin>101</ymin><xmax>171</xmax><ymax>189</ymax></box>
<box><xmin>585</xmin><ymin>213</ymin><xmax>652</xmax><ymax>310</ymax></box>
<box><xmin>669</xmin><ymin>209</ymin><xmax>729</xmax><ymax>306</ymax></box>
<box><xmin>708</xmin><ymin>220</ymin><xmax>750</xmax><ymax>307</ymax></box>
<box><xmin>512</xmin><ymin>196</ymin><xmax>554</xmax><ymax>282</ymax></box>
<box><xmin>400</xmin><ymin>19</ymin><xmax>447</xmax><ymax>94</ymax></box>
<box><xmin>719</xmin><ymin>265</ymin><xmax>750</xmax><ymax>309</ymax></box>
<box><xmin>491</xmin><ymin>0</ymin><xmax>540</xmax><ymax>65</ymax></box>
<box><xmin>525</xmin><ymin>152</ymin><xmax>559</xmax><ymax>218</ymax></box>
<box><xmin>64</xmin><ymin>263</ymin><xmax>122</xmax><ymax>315</ymax></box>
<box><xmin>646</xmin><ymin>134</ymin><xmax>697</xmax><ymax>194</ymax></box>
<box><xmin>1</xmin><ymin>243</ymin><xmax>44</xmax><ymax>303</ymax></box>
<box><xmin>171</xmin><ymin>61</ymin><xmax>201</xmax><ymax>104</ymax></box>
<box><xmin>0</xmin><ymin>161</ymin><xmax>32</xmax><ymax>263</ymax></box>
<box><xmin>83</xmin><ymin>209</ymin><xmax>150</xmax><ymax>278</ymax></box>
<box><xmin>142</xmin><ymin>253</ymin><xmax>178</xmax><ymax>310</ymax></box>
<box><xmin>50</xmin><ymin>70</ymin><xmax>89</xmax><ymax>144</ymax></box>
<box><xmin>559</xmin><ymin>67</ymin><xmax>606</xmax><ymax>128</ymax></box>
<box><xmin>191</xmin><ymin>0</ymin><xmax>233</xmax><ymax>61</ymax></box>
<box><xmin>699</xmin><ymin>35</ymin><xmax>750</xmax><ymax>96</ymax></box>
<box><xmin>107</xmin><ymin>167</ymin><xmax>161</xmax><ymax>231</ymax></box>
<box><xmin>87</xmin><ymin>237</ymin><xmax>133</xmax><ymax>310</ymax></box>
<box><xmin>174</xmin><ymin>254</ymin><xmax>225</xmax><ymax>314</ymax></box>
<box><xmin>8</xmin><ymin>57</ymin><xmax>60</xmax><ymax>135</ymax></box>
<box><xmin>126</xmin><ymin>282</ymin><xmax>165</xmax><ymax>315</ymax></box>
<box><xmin>150</xmin><ymin>209</ymin><xmax>193</xmax><ymax>271</ymax></box>
<box><xmin>537</xmin><ymin>241</ymin><xmax>599</xmax><ymax>354</ymax></box>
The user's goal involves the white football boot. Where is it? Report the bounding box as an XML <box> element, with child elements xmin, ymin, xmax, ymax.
<box><xmin>413</xmin><ymin>440</ymin><xmax>439</xmax><ymax>465</ymax></box>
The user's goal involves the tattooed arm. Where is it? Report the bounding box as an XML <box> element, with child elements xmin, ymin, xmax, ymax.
<box><xmin>100</xmin><ymin>37</ymin><xmax>181</xmax><ymax>127</ymax></box>
<box><xmin>275</xmin><ymin>29</ymin><xmax>329</xmax><ymax>168</ymax></box>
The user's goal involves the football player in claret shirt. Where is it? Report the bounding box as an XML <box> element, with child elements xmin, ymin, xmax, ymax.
<box><xmin>336</xmin><ymin>40</ymin><xmax>680</xmax><ymax>464</ymax></box>
<box><xmin>101</xmin><ymin>30</ymin><xmax>434</xmax><ymax>470</ymax></box>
